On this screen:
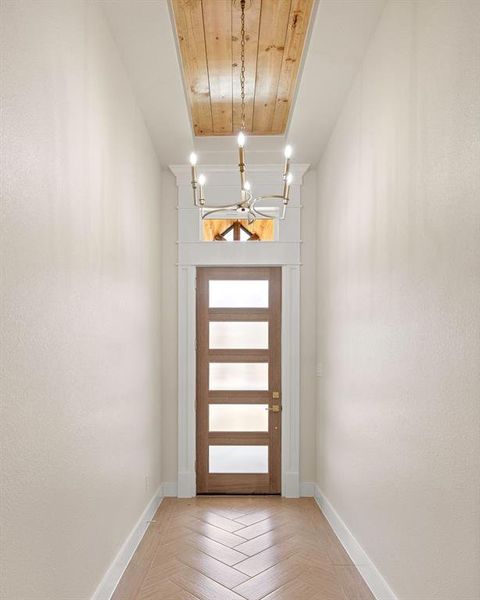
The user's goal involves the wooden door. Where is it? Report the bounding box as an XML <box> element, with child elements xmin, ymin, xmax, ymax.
<box><xmin>196</xmin><ymin>267</ymin><xmax>281</xmax><ymax>494</ymax></box>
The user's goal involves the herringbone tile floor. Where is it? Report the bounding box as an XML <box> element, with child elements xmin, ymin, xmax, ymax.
<box><xmin>112</xmin><ymin>497</ymin><xmax>374</xmax><ymax>600</ymax></box>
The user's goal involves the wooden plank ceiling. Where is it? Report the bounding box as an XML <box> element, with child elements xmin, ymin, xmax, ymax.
<box><xmin>171</xmin><ymin>0</ymin><xmax>314</xmax><ymax>136</ymax></box>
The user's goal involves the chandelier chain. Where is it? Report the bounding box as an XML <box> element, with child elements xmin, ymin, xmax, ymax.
<box><xmin>189</xmin><ymin>0</ymin><xmax>292</xmax><ymax>223</ymax></box>
<box><xmin>240</xmin><ymin>0</ymin><xmax>246</xmax><ymax>131</ymax></box>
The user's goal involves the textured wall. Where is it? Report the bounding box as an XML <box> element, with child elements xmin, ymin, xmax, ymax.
<box><xmin>316</xmin><ymin>1</ymin><xmax>480</xmax><ymax>599</ymax></box>
<box><xmin>0</xmin><ymin>2</ymin><xmax>163</xmax><ymax>598</ymax></box>
<box><xmin>300</xmin><ymin>170</ymin><xmax>318</xmax><ymax>483</ymax></box>
<box><xmin>160</xmin><ymin>170</ymin><xmax>179</xmax><ymax>485</ymax></box>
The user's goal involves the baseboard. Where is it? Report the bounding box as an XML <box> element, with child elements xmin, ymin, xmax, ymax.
<box><xmin>91</xmin><ymin>486</ymin><xmax>163</xmax><ymax>600</ymax></box>
<box><xmin>313</xmin><ymin>485</ymin><xmax>398</xmax><ymax>600</ymax></box>
<box><xmin>300</xmin><ymin>481</ymin><xmax>315</xmax><ymax>497</ymax></box>
<box><xmin>161</xmin><ymin>481</ymin><xmax>178</xmax><ymax>497</ymax></box>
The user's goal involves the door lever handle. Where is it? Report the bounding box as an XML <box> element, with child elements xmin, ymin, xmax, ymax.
<box><xmin>266</xmin><ymin>405</ymin><xmax>281</xmax><ymax>413</ymax></box>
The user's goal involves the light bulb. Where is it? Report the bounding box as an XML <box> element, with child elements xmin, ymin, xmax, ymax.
<box><xmin>244</xmin><ymin>181</ymin><xmax>251</xmax><ymax>191</ymax></box>
<box><xmin>189</xmin><ymin>152</ymin><xmax>198</xmax><ymax>166</ymax></box>
<box><xmin>237</xmin><ymin>132</ymin><xmax>246</xmax><ymax>148</ymax></box>
<box><xmin>286</xmin><ymin>172</ymin><xmax>293</xmax><ymax>184</ymax></box>
<box><xmin>198</xmin><ymin>174</ymin><xmax>206</xmax><ymax>186</ymax></box>
<box><xmin>284</xmin><ymin>145</ymin><xmax>292</xmax><ymax>159</ymax></box>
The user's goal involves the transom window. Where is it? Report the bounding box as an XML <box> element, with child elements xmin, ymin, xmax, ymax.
<box><xmin>203</xmin><ymin>219</ymin><xmax>274</xmax><ymax>241</ymax></box>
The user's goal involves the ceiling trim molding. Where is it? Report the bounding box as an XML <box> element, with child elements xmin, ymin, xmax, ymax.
<box><xmin>169</xmin><ymin>163</ymin><xmax>310</xmax><ymax>186</ymax></box>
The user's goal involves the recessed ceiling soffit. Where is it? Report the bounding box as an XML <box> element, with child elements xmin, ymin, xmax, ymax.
<box><xmin>171</xmin><ymin>0</ymin><xmax>314</xmax><ymax>136</ymax></box>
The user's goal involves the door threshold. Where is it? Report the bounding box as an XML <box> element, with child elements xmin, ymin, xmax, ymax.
<box><xmin>196</xmin><ymin>493</ymin><xmax>281</xmax><ymax>497</ymax></box>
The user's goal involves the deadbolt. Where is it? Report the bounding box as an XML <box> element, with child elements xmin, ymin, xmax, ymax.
<box><xmin>272</xmin><ymin>391</ymin><xmax>280</xmax><ymax>399</ymax></box>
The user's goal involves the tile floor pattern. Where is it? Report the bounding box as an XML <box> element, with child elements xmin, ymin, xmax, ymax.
<box><xmin>112</xmin><ymin>497</ymin><xmax>374</xmax><ymax>600</ymax></box>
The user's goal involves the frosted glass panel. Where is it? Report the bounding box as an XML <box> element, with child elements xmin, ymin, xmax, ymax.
<box><xmin>209</xmin><ymin>280</ymin><xmax>268</xmax><ymax>308</ymax></box>
<box><xmin>209</xmin><ymin>446</ymin><xmax>268</xmax><ymax>473</ymax></box>
<box><xmin>209</xmin><ymin>404</ymin><xmax>269</xmax><ymax>432</ymax></box>
<box><xmin>209</xmin><ymin>363</ymin><xmax>268</xmax><ymax>390</ymax></box>
<box><xmin>209</xmin><ymin>322</ymin><xmax>269</xmax><ymax>349</ymax></box>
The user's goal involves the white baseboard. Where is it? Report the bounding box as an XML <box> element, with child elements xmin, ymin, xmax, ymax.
<box><xmin>313</xmin><ymin>485</ymin><xmax>397</xmax><ymax>600</ymax></box>
<box><xmin>91</xmin><ymin>486</ymin><xmax>163</xmax><ymax>600</ymax></box>
<box><xmin>300</xmin><ymin>481</ymin><xmax>315</xmax><ymax>497</ymax></box>
<box><xmin>90</xmin><ymin>481</ymin><xmax>396</xmax><ymax>600</ymax></box>
<box><xmin>161</xmin><ymin>481</ymin><xmax>178</xmax><ymax>497</ymax></box>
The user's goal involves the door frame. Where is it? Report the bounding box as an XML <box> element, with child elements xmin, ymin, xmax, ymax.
<box><xmin>171</xmin><ymin>161</ymin><xmax>308</xmax><ymax>499</ymax></box>
<box><xmin>196</xmin><ymin>266</ymin><xmax>282</xmax><ymax>495</ymax></box>
<box><xmin>178</xmin><ymin>263</ymin><xmax>300</xmax><ymax>498</ymax></box>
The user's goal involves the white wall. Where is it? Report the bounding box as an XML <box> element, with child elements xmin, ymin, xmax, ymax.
<box><xmin>300</xmin><ymin>170</ymin><xmax>318</xmax><ymax>484</ymax></box>
<box><xmin>315</xmin><ymin>1</ymin><xmax>480</xmax><ymax>599</ymax></box>
<box><xmin>0</xmin><ymin>2</ymin><xmax>163</xmax><ymax>599</ymax></box>
<box><xmin>160</xmin><ymin>170</ymin><xmax>179</xmax><ymax>486</ymax></box>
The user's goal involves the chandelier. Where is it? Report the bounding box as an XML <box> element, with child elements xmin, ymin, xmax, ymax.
<box><xmin>189</xmin><ymin>0</ymin><xmax>294</xmax><ymax>223</ymax></box>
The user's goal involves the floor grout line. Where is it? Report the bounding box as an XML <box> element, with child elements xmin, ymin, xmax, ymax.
<box><xmin>184</xmin><ymin>535</ymin><xmax>250</xmax><ymax>566</ymax></box>
<box><xmin>113</xmin><ymin>498</ymin><xmax>375</xmax><ymax>600</ymax></box>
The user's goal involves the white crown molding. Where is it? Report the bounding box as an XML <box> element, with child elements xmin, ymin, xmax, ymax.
<box><xmin>314</xmin><ymin>485</ymin><xmax>398</xmax><ymax>600</ymax></box>
<box><xmin>178</xmin><ymin>242</ymin><xmax>301</xmax><ymax>267</ymax></box>
<box><xmin>169</xmin><ymin>163</ymin><xmax>310</xmax><ymax>186</ymax></box>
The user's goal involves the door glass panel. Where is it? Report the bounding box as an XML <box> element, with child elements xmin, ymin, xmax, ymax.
<box><xmin>209</xmin><ymin>404</ymin><xmax>269</xmax><ymax>432</ymax></box>
<box><xmin>209</xmin><ymin>322</ymin><xmax>269</xmax><ymax>349</ymax></box>
<box><xmin>209</xmin><ymin>445</ymin><xmax>268</xmax><ymax>473</ymax></box>
<box><xmin>209</xmin><ymin>363</ymin><xmax>268</xmax><ymax>390</ymax></box>
<box><xmin>209</xmin><ymin>280</ymin><xmax>268</xmax><ymax>308</ymax></box>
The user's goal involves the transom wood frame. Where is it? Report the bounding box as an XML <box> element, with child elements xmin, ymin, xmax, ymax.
<box><xmin>214</xmin><ymin>220</ymin><xmax>260</xmax><ymax>241</ymax></box>
<box><xmin>171</xmin><ymin>0</ymin><xmax>315</xmax><ymax>136</ymax></box>
<box><xmin>196</xmin><ymin>267</ymin><xmax>282</xmax><ymax>494</ymax></box>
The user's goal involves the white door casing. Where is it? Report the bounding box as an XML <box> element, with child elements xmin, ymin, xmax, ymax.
<box><xmin>170</xmin><ymin>163</ymin><xmax>309</xmax><ymax>497</ymax></box>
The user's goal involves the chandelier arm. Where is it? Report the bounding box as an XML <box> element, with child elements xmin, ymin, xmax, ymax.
<box><xmin>198</xmin><ymin>188</ymin><xmax>253</xmax><ymax>213</ymax></box>
<box><xmin>252</xmin><ymin>194</ymin><xmax>289</xmax><ymax>202</ymax></box>
<box><xmin>252</xmin><ymin>208</ymin><xmax>274</xmax><ymax>220</ymax></box>
<box><xmin>200</xmin><ymin>205</ymin><xmax>242</xmax><ymax>219</ymax></box>
<box><xmin>251</xmin><ymin>195</ymin><xmax>290</xmax><ymax>220</ymax></box>
<box><xmin>201</xmin><ymin>202</ymin><xmax>242</xmax><ymax>211</ymax></box>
